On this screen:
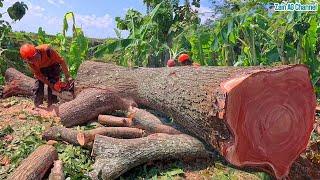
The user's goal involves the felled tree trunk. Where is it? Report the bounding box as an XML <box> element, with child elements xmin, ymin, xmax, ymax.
<box><xmin>76</xmin><ymin>61</ymin><xmax>316</xmax><ymax>178</ymax></box>
<box><xmin>90</xmin><ymin>134</ymin><xmax>209</xmax><ymax>180</ymax></box>
<box><xmin>3</xmin><ymin>68</ymin><xmax>35</xmax><ymax>98</ymax></box>
<box><xmin>57</xmin><ymin>88</ymin><xmax>135</xmax><ymax>127</ymax></box>
<box><xmin>7</xmin><ymin>145</ymin><xmax>58</xmax><ymax>180</ymax></box>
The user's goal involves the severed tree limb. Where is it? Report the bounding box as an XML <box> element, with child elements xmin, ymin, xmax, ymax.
<box><xmin>42</xmin><ymin>126</ymin><xmax>145</xmax><ymax>148</ymax></box>
<box><xmin>49</xmin><ymin>160</ymin><xmax>65</xmax><ymax>180</ymax></box>
<box><xmin>42</xmin><ymin>126</ymin><xmax>80</xmax><ymax>146</ymax></box>
<box><xmin>98</xmin><ymin>114</ymin><xmax>181</xmax><ymax>135</ymax></box>
<box><xmin>7</xmin><ymin>145</ymin><xmax>58</xmax><ymax>180</ymax></box>
<box><xmin>90</xmin><ymin>134</ymin><xmax>209</xmax><ymax>180</ymax></box>
<box><xmin>3</xmin><ymin>68</ymin><xmax>35</xmax><ymax>98</ymax></box>
<box><xmin>57</xmin><ymin>88</ymin><xmax>135</xmax><ymax>127</ymax></box>
<box><xmin>98</xmin><ymin>115</ymin><xmax>132</xmax><ymax>127</ymax></box>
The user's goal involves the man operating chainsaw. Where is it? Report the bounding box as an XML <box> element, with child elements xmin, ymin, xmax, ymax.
<box><xmin>20</xmin><ymin>43</ymin><xmax>73</xmax><ymax>107</ymax></box>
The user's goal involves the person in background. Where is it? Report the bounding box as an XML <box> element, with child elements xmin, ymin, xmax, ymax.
<box><xmin>19</xmin><ymin>43</ymin><xmax>72</xmax><ymax>107</ymax></box>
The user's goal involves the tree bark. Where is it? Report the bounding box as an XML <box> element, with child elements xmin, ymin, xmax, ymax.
<box><xmin>90</xmin><ymin>133</ymin><xmax>320</xmax><ymax>180</ymax></box>
<box><xmin>98</xmin><ymin>113</ymin><xmax>181</xmax><ymax>135</ymax></box>
<box><xmin>57</xmin><ymin>88</ymin><xmax>135</xmax><ymax>127</ymax></box>
<box><xmin>42</xmin><ymin>126</ymin><xmax>145</xmax><ymax>148</ymax></box>
<box><xmin>3</xmin><ymin>68</ymin><xmax>35</xmax><ymax>98</ymax></box>
<box><xmin>49</xmin><ymin>160</ymin><xmax>65</xmax><ymax>180</ymax></box>
<box><xmin>90</xmin><ymin>134</ymin><xmax>209</xmax><ymax>180</ymax></box>
<box><xmin>42</xmin><ymin>126</ymin><xmax>80</xmax><ymax>146</ymax></box>
<box><xmin>7</xmin><ymin>145</ymin><xmax>58</xmax><ymax>180</ymax></box>
<box><xmin>76</xmin><ymin>61</ymin><xmax>316</xmax><ymax>178</ymax></box>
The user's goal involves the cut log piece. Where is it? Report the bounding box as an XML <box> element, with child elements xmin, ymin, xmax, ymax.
<box><xmin>49</xmin><ymin>160</ymin><xmax>65</xmax><ymax>180</ymax></box>
<box><xmin>77</xmin><ymin>127</ymin><xmax>145</xmax><ymax>147</ymax></box>
<box><xmin>90</xmin><ymin>134</ymin><xmax>209</xmax><ymax>180</ymax></box>
<box><xmin>98</xmin><ymin>115</ymin><xmax>132</xmax><ymax>127</ymax></box>
<box><xmin>42</xmin><ymin>126</ymin><xmax>145</xmax><ymax>147</ymax></box>
<box><xmin>77</xmin><ymin>61</ymin><xmax>316</xmax><ymax>178</ymax></box>
<box><xmin>3</xmin><ymin>68</ymin><xmax>35</xmax><ymax>98</ymax></box>
<box><xmin>42</xmin><ymin>126</ymin><xmax>80</xmax><ymax>146</ymax></box>
<box><xmin>98</xmin><ymin>114</ymin><xmax>181</xmax><ymax>135</ymax></box>
<box><xmin>7</xmin><ymin>145</ymin><xmax>58</xmax><ymax>180</ymax></box>
<box><xmin>57</xmin><ymin>88</ymin><xmax>135</xmax><ymax>127</ymax></box>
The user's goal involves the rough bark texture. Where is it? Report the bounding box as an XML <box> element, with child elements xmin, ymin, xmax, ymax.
<box><xmin>3</xmin><ymin>68</ymin><xmax>36</xmax><ymax>98</ymax></box>
<box><xmin>49</xmin><ymin>160</ymin><xmax>65</xmax><ymax>180</ymax></box>
<box><xmin>90</xmin><ymin>134</ymin><xmax>209</xmax><ymax>180</ymax></box>
<box><xmin>57</xmin><ymin>88</ymin><xmax>135</xmax><ymax>127</ymax></box>
<box><xmin>98</xmin><ymin>114</ymin><xmax>181</xmax><ymax>135</ymax></box>
<box><xmin>90</xmin><ymin>133</ymin><xmax>320</xmax><ymax>180</ymax></box>
<box><xmin>7</xmin><ymin>145</ymin><xmax>58</xmax><ymax>180</ymax></box>
<box><xmin>76</xmin><ymin>61</ymin><xmax>316</xmax><ymax>178</ymax></box>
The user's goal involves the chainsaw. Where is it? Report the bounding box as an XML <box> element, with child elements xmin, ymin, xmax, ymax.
<box><xmin>52</xmin><ymin>80</ymin><xmax>75</xmax><ymax>101</ymax></box>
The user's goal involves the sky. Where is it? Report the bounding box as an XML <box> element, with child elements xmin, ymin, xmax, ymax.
<box><xmin>2</xmin><ymin>0</ymin><xmax>216</xmax><ymax>39</ymax></box>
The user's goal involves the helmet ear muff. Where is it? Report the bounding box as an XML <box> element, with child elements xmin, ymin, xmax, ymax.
<box><xmin>20</xmin><ymin>44</ymin><xmax>36</xmax><ymax>60</ymax></box>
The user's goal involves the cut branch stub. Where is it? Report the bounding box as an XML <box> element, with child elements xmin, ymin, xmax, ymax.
<box><xmin>220</xmin><ymin>66</ymin><xmax>316</xmax><ymax>178</ymax></box>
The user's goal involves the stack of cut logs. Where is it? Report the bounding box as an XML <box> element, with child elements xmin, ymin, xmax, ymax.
<box><xmin>3</xmin><ymin>61</ymin><xmax>320</xmax><ymax>180</ymax></box>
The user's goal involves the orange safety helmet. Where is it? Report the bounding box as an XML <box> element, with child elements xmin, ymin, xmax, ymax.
<box><xmin>20</xmin><ymin>44</ymin><xmax>37</xmax><ymax>60</ymax></box>
<box><xmin>178</xmin><ymin>53</ymin><xmax>190</xmax><ymax>63</ymax></box>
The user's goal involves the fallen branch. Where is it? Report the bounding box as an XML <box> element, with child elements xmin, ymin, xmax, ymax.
<box><xmin>3</xmin><ymin>68</ymin><xmax>36</xmax><ymax>98</ymax></box>
<box><xmin>98</xmin><ymin>114</ymin><xmax>181</xmax><ymax>135</ymax></box>
<box><xmin>49</xmin><ymin>160</ymin><xmax>65</xmax><ymax>180</ymax></box>
<box><xmin>77</xmin><ymin>127</ymin><xmax>145</xmax><ymax>147</ymax></box>
<box><xmin>90</xmin><ymin>134</ymin><xmax>209</xmax><ymax>180</ymax></box>
<box><xmin>42</xmin><ymin>126</ymin><xmax>80</xmax><ymax>146</ymax></box>
<box><xmin>7</xmin><ymin>145</ymin><xmax>58</xmax><ymax>180</ymax></box>
<box><xmin>57</xmin><ymin>88</ymin><xmax>135</xmax><ymax>127</ymax></box>
<box><xmin>42</xmin><ymin>126</ymin><xmax>145</xmax><ymax>148</ymax></box>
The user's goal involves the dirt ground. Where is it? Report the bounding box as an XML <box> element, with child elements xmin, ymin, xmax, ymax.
<box><xmin>0</xmin><ymin>96</ymin><xmax>319</xmax><ymax>179</ymax></box>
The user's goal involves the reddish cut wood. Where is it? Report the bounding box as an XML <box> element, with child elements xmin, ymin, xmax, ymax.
<box><xmin>76</xmin><ymin>61</ymin><xmax>316</xmax><ymax>178</ymax></box>
<box><xmin>221</xmin><ymin>66</ymin><xmax>316</xmax><ymax>178</ymax></box>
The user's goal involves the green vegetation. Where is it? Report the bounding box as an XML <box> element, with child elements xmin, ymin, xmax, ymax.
<box><xmin>94</xmin><ymin>0</ymin><xmax>319</xmax><ymax>83</ymax></box>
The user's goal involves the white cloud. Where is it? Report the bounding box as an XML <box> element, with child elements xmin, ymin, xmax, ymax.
<box><xmin>47</xmin><ymin>0</ymin><xmax>65</xmax><ymax>6</ymax></box>
<box><xmin>75</xmin><ymin>14</ymin><xmax>113</xmax><ymax>29</ymax></box>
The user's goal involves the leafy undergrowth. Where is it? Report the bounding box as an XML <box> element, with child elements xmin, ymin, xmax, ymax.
<box><xmin>0</xmin><ymin>96</ymin><xmax>319</xmax><ymax>179</ymax></box>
